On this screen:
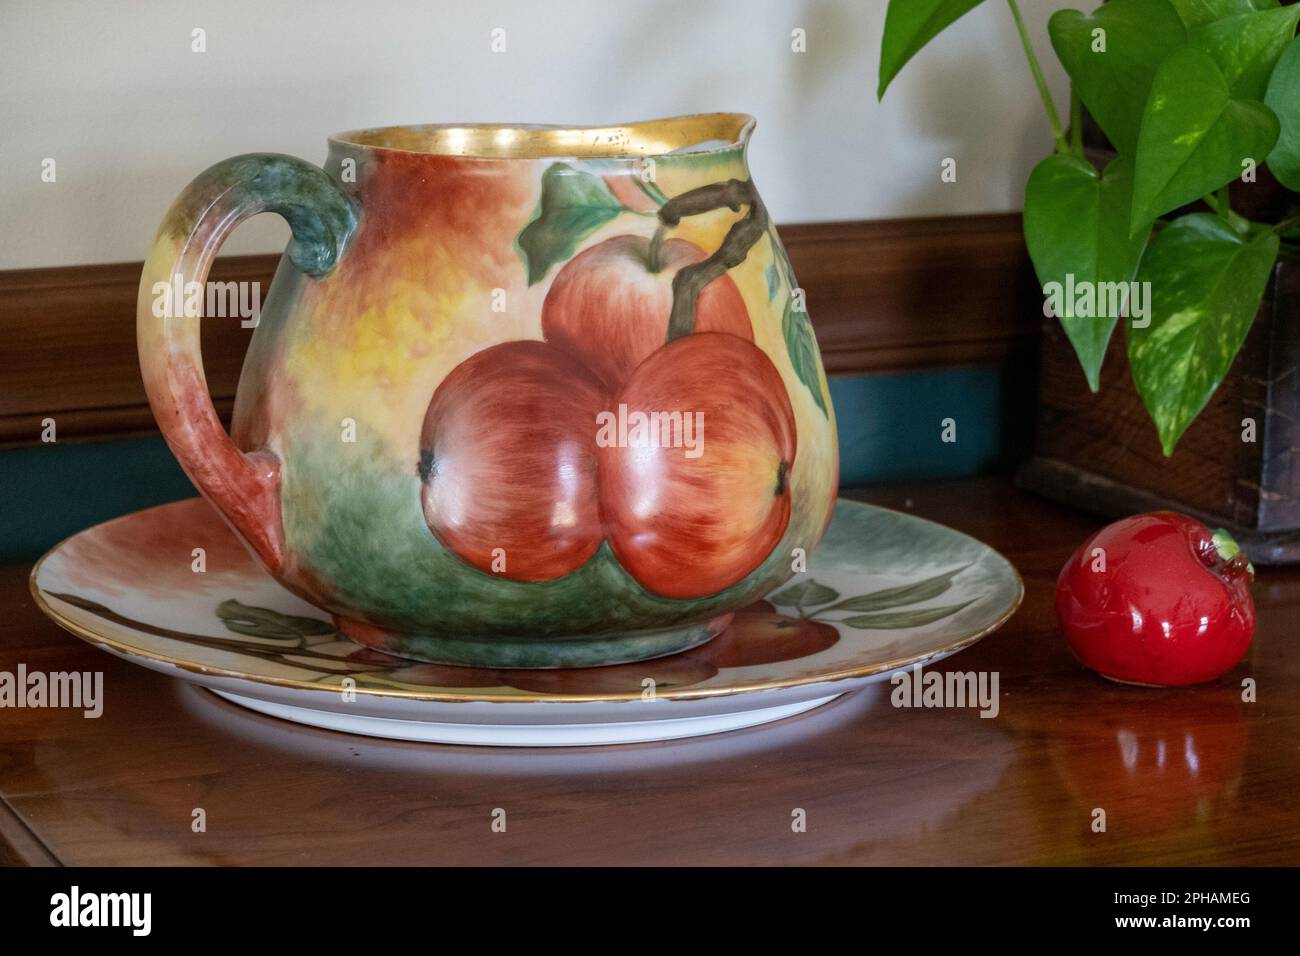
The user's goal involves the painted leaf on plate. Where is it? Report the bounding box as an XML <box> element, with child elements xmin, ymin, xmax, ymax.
<box><xmin>1024</xmin><ymin>154</ymin><xmax>1150</xmax><ymax>390</ymax></box>
<box><xmin>1130</xmin><ymin>46</ymin><xmax>1279</xmax><ymax>231</ymax></box>
<box><xmin>843</xmin><ymin>600</ymin><xmax>976</xmax><ymax>630</ymax></box>
<box><xmin>769</xmin><ymin>579</ymin><xmax>840</xmax><ymax>610</ymax></box>
<box><xmin>822</xmin><ymin>565</ymin><xmax>969</xmax><ymax>613</ymax></box>
<box><xmin>1128</xmin><ymin>213</ymin><xmax>1278</xmax><ymax>455</ymax></box>
<box><xmin>517</xmin><ymin>163</ymin><xmax>623</xmax><ymax>285</ymax></box>
<box><xmin>217</xmin><ymin>600</ymin><xmax>335</xmax><ymax>641</ymax></box>
<box><xmin>1048</xmin><ymin>0</ymin><xmax>1187</xmax><ymax>156</ymax></box>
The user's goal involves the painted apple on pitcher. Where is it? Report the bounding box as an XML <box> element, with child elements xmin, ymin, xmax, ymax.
<box><xmin>419</xmin><ymin>215</ymin><xmax>799</xmax><ymax>600</ymax></box>
<box><xmin>596</xmin><ymin>333</ymin><xmax>796</xmax><ymax>599</ymax></box>
<box><xmin>540</xmin><ymin>233</ymin><xmax>753</xmax><ymax>388</ymax></box>
<box><xmin>137</xmin><ymin>116</ymin><xmax>839</xmax><ymax>668</ymax></box>
<box><xmin>417</xmin><ymin>339</ymin><xmax>606</xmax><ymax>582</ymax></box>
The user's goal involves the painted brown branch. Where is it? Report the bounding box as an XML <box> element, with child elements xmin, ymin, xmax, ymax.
<box><xmin>658</xmin><ymin>179</ymin><xmax>769</xmax><ymax>341</ymax></box>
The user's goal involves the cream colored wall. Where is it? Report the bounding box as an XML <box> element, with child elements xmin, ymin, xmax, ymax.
<box><xmin>0</xmin><ymin>0</ymin><xmax>1065</xmax><ymax>269</ymax></box>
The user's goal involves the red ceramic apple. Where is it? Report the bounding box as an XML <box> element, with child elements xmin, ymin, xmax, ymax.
<box><xmin>541</xmin><ymin>234</ymin><xmax>752</xmax><ymax>389</ymax></box>
<box><xmin>597</xmin><ymin>333</ymin><xmax>797</xmax><ymax>599</ymax></box>
<box><xmin>418</xmin><ymin>340</ymin><xmax>606</xmax><ymax>581</ymax></box>
<box><xmin>1056</xmin><ymin>512</ymin><xmax>1256</xmax><ymax>686</ymax></box>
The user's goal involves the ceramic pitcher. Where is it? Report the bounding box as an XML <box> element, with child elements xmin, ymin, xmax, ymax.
<box><xmin>137</xmin><ymin>114</ymin><xmax>839</xmax><ymax>667</ymax></box>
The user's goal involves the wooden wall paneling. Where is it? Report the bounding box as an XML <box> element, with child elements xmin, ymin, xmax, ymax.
<box><xmin>0</xmin><ymin>215</ymin><xmax>1038</xmax><ymax>447</ymax></box>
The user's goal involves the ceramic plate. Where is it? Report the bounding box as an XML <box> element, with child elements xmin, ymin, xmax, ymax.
<box><xmin>31</xmin><ymin>497</ymin><xmax>1022</xmax><ymax>746</ymax></box>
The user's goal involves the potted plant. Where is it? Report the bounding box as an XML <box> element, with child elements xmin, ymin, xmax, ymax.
<box><xmin>879</xmin><ymin>0</ymin><xmax>1300</xmax><ymax>562</ymax></box>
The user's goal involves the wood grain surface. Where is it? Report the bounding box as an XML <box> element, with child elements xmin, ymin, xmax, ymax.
<box><xmin>2</xmin><ymin>477</ymin><xmax>1297</xmax><ymax>866</ymax></box>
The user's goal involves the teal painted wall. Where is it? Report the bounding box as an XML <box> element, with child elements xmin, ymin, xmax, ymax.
<box><xmin>0</xmin><ymin>365</ymin><xmax>1033</xmax><ymax>563</ymax></box>
<box><xmin>829</xmin><ymin>365</ymin><xmax>1032</xmax><ymax>485</ymax></box>
<box><xmin>1</xmin><ymin>436</ymin><xmax>200</xmax><ymax>564</ymax></box>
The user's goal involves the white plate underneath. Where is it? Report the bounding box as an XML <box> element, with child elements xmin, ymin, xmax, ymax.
<box><xmin>32</xmin><ymin>496</ymin><xmax>1022</xmax><ymax>748</ymax></box>
<box><xmin>211</xmin><ymin>688</ymin><xmax>843</xmax><ymax>746</ymax></box>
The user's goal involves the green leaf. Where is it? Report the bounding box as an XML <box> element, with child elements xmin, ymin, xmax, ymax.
<box><xmin>842</xmin><ymin>600</ymin><xmax>975</xmax><ymax>630</ymax></box>
<box><xmin>766</xmin><ymin>263</ymin><xmax>779</xmax><ymax>301</ymax></box>
<box><xmin>1131</xmin><ymin>46</ymin><xmax>1279</xmax><ymax>231</ymax></box>
<box><xmin>1024</xmin><ymin>154</ymin><xmax>1150</xmax><ymax>390</ymax></box>
<box><xmin>636</xmin><ymin>177</ymin><xmax>669</xmax><ymax>207</ymax></box>
<box><xmin>216</xmin><ymin>600</ymin><xmax>335</xmax><ymax>640</ymax></box>
<box><xmin>767</xmin><ymin>229</ymin><xmax>828</xmax><ymax>416</ymax></box>
<box><xmin>769</xmin><ymin>579</ymin><xmax>840</xmax><ymax>609</ymax></box>
<box><xmin>1265</xmin><ymin>37</ymin><xmax>1300</xmax><ymax>190</ymax></box>
<box><xmin>1170</xmin><ymin>0</ymin><xmax>1278</xmax><ymax>31</ymax></box>
<box><xmin>1191</xmin><ymin>5</ymin><xmax>1300</xmax><ymax>100</ymax></box>
<box><xmin>768</xmin><ymin>228</ymin><xmax>797</xmax><ymax>290</ymax></box>
<box><xmin>1049</xmin><ymin>0</ymin><xmax>1187</xmax><ymax>156</ymax></box>
<box><xmin>1128</xmin><ymin>213</ymin><xmax>1278</xmax><ymax>454</ymax></box>
<box><xmin>877</xmin><ymin>0</ymin><xmax>986</xmax><ymax>98</ymax></box>
<box><xmin>781</xmin><ymin>294</ymin><xmax>829</xmax><ymax>417</ymax></box>
<box><xmin>517</xmin><ymin>163</ymin><xmax>622</xmax><ymax>285</ymax></box>
<box><xmin>822</xmin><ymin>565</ymin><xmax>969</xmax><ymax>613</ymax></box>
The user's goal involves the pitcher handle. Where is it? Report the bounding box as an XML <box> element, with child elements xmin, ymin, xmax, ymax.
<box><xmin>136</xmin><ymin>154</ymin><xmax>355</xmax><ymax>570</ymax></box>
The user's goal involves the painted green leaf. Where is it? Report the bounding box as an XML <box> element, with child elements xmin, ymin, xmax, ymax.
<box><xmin>1128</xmin><ymin>213</ymin><xmax>1278</xmax><ymax>455</ymax></box>
<box><xmin>1024</xmin><ymin>154</ymin><xmax>1150</xmax><ymax>391</ymax></box>
<box><xmin>1265</xmin><ymin>37</ymin><xmax>1300</xmax><ymax>191</ymax></box>
<box><xmin>843</xmin><ymin>600</ymin><xmax>975</xmax><ymax>630</ymax></box>
<box><xmin>769</xmin><ymin>579</ymin><xmax>840</xmax><ymax>609</ymax></box>
<box><xmin>766</xmin><ymin>263</ymin><xmax>779</xmax><ymax>301</ymax></box>
<box><xmin>1049</xmin><ymin>0</ymin><xmax>1187</xmax><ymax>156</ymax></box>
<box><xmin>767</xmin><ymin>228</ymin><xmax>797</xmax><ymax>290</ymax></box>
<box><xmin>1170</xmin><ymin>0</ymin><xmax>1278</xmax><ymax>31</ymax></box>
<box><xmin>1131</xmin><ymin>46</ymin><xmax>1279</xmax><ymax>232</ymax></box>
<box><xmin>216</xmin><ymin>600</ymin><xmax>335</xmax><ymax>640</ymax></box>
<box><xmin>517</xmin><ymin>163</ymin><xmax>622</xmax><ymax>285</ymax></box>
<box><xmin>877</xmin><ymin>0</ymin><xmax>986</xmax><ymax>98</ymax></box>
<box><xmin>1191</xmin><ymin>5</ymin><xmax>1300</xmax><ymax>100</ymax></box>
<box><xmin>822</xmin><ymin>565</ymin><xmax>969</xmax><ymax>613</ymax></box>
<box><xmin>637</xmin><ymin>177</ymin><xmax>669</xmax><ymax>207</ymax></box>
<box><xmin>781</xmin><ymin>294</ymin><xmax>829</xmax><ymax>417</ymax></box>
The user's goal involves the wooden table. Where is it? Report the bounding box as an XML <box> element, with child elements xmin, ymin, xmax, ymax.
<box><xmin>2</xmin><ymin>477</ymin><xmax>1298</xmax><ymax>866</ymax></box>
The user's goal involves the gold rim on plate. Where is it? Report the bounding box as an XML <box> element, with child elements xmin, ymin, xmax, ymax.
<box><xmin>28</xmin><ymin>502</ymin><xmax>1024</xmax><ymax>706</ymax></box>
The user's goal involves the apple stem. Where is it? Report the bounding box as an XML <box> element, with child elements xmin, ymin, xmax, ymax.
<box><xmin>647</xmin><ymin>225</ymin><xmax>667</xmax><ymax>274</ymax></box>
<box><xmin>658</xmin><ymin>179</ymin><xmax>768</xmax><ymax>341</ymax></box>
<box><xmin>1212</xmin><ymin>528</ymin><xmax>1256</xmax><ymax>581</ymax></box>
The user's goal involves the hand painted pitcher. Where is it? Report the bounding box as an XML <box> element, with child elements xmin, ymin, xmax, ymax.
<box><xmin>138</xmin><ymin>114</ymin><xmax>839</xmax><ymax>667</ymax></box>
